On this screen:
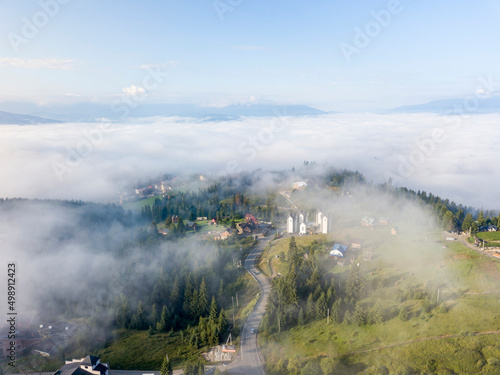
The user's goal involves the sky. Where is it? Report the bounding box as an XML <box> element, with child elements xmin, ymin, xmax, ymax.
<box><xmin>1</xmin><ymin>0</ymin><xmax>500</xmax><ymax>111</ymax></box>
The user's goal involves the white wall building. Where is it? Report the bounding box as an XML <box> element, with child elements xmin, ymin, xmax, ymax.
<box><xmin>316</xmin><ymin>211</ymin><xmax>323</xmax><ymax>226</ymax></box>
<box><xmin>299</xmin><ymin>222</ymin><xmax>307</xmax><ymax>235</ymax></box>
<box><xmin>322</xmin><ymin>215</ymin><xmax>328</xmax><ymax>234</ymax></box>
<box><xmin>287</xmin><ymin>216</ymin><xmax>294</xmax><ymax>234</ymax></box>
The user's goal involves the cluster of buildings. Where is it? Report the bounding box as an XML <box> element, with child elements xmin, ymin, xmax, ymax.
<box><xmin>329</xmin><ymin>240</ymin><xmax>372</xmax><ymax>266</ymax></box>
<box><xmin>214</xmin><ymin>214</ymin><xmax>272</xmax><ymax>240</ymax></box>
<box><xmin>361</xmin><ymin>216</ymin><xmax>390</xmax><ymax>228</ymax></box>
<box><xmin>287</xmin><ymin>211</ymin><xmax>329</xmax><ymax>235</ymax></box>
<box><xmin>479</xmin><ymin>224</ymin><xmax>498</xmax><ymax>232</ymax></box>
<box><xmin>54</xmin><ymin>355</ymin><xmax>109</xmax><ymax>375</ymax></box>
<box><xmin>0</xmin><ymin>318</ymin><xmax>74</xmax><ymax>362</ymax></box>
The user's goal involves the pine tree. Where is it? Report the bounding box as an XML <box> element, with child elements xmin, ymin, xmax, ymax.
<box><xmin>184</xmin><ymin>273</ymin><xmax>194</xmax><ymax>314</ymax></box>
<box><xmin>157</xmin><ymin>305</ymin><xmax>168</xmax><ymax>332</ymax></box>
<box><xmin>368</xmin><ymin>303</ymin><xmax>383</xmax><ymax>325</ymax></box>
<box><xmin>326</xmin><ymin>286</ymin><xmax>336</xmax><ymax>308</ymax></box>
<box><xmin>331</xmin><ymin>299</ymin><xmax>341</xmax><ymax>324</ymax></box>
<box><xmin>345</xmin><ymin>266</ymin><xmax>364</xmax><ymax>303</ymax></box>
<box><xmin>217</xmin><ymin>279</ymin><xmax>225</xmax><ymax>306</ymax></box>
<box><xmin>306</xmin><ymin>267</ymin><xmax>320</xmax><ymax>293</ymax></box>
<box><xmin>190</xmin><ymin>289</ymin><xmax>199</xmax><ymax>317</ymax></box>
<box><xmin>170</xmin><ymin>275</ymin><xmax>180</xmax><ymax>308</ymax></box>
<box><xmin>115</xmin><ymin>294</ymin><xmax>131</xmax><ymax>329</ymax></box>
<box><xmin>160</xmin><ymin>354</ymin><xmax>173</xmax><ymax>375</ymax></box>
<box><xmin>353</xmin><ymin>302</ymin><xmax>366</xmax><ymax>326</ymax></box>
<box><xmin>305</xmin><ymin>293</ymin><xmax>315</xmax><ymax>321</ymax></box>
<box><xmin>198</xmin><ymin>277</ymin><xmax>208</xmax><ymax>317</ymax></box>
<box><xmin>462</xmin><ymin>213</ymin><xmax>474</xmax><ymax>233</ymax></box>
<box><xmin>217</xmin><ymin>309</ymin><xmax>227</xmax><ymax>339</ymax></box>
<box><xmin>477</xmin><ymin>211</ymin><xmax>486</xmax><ymax>227</ymax></box>
<box><xmin>151</xmin><ymin>303</ymin><xmax>158</xmax><ymax>327</ymax></box>
<box><xmin>288</xmin><ymin>236</ymin><xmax>299</xmax><ymax>265</ymax></box>
<box><xmin>297</xmin><ymin>308</ymin><xmax>305</xmax><ymax>326</ymax></box>
<box><xmin>315</xmin><ymin>292</ymin><xmax>327</xmax><ymax>319</ymax></box>
<box><xmin>208</xmin><ymin>296</ymin><xmax>218</xmax><ymax>325</ymax></box>
<box><xmin>134</xmin><ymin>301</ymin><xmax>146</xmax><ymax>329</ymax></box>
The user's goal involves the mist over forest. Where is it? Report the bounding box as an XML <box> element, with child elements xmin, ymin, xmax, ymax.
<box><xmin>1</xmin><ymin>113</ymin><xmax>500</xmax><ymax>207</ymax></box>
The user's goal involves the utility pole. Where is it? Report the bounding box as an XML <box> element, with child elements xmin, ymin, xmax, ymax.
<box><xmin>236</xmin><ymin>293</ymin><xmax>239</xmax><ymax>307</ymax></box>
<box><xmin>327</xmin><ymin>308</ymin><xmax>330</xmax><ymax>325</ymax></box>
<box><xmin>232</xmin><ymin>296</ymin><xmax>235</xmax><ymax>327</ymax></box>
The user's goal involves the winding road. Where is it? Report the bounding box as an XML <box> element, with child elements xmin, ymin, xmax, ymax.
<box><xmin>223</xmin><ymin>238</ymin><xmax>271</xmax><ymax>375</ymax></box>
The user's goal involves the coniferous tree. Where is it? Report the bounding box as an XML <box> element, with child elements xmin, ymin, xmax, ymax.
<box><xmin>208</xmin><ymin>296</ymin><xmax>218</xmax><ymax>325</ymax></box>
<box><xmin>345</xmin><ymin>266</ymin><xmax>364</xmax><ymax>303</ymax></box>
<box><xmin>217</xmin><ymin>309</ymin><xmax>227</xmax><ymax>338</ymax></box>
<box><xmin>462</xmin><ymin>213</ymin><xmax>474</xmax><ymax>233</ymax></box>
<box><xmin>297</xmin><ymin>308</ymin><xmax>305</xmax><ymax>326</ymax></box>
<box><xmin>157</xmin><ymin>305</ymin><xmax>168</xmax><ymax>332</ymax></box>
<box><xmin>131</xmin><ymin>301</ymin><xmax>146</xmax><ymax>329</ymax></box>
<box><xmin>115</xmin><ymin>294</ymin><xmax>131</xmax><ymax>329</ymax></box>
<box><xmin>305</xmin><ymin>293</ymin><xmax>315</xmax><ymax>321</ymax></box>
<box><xmin>160</xmin><ymin>354</ymin><xmax>173</xmax><ymax>375</ymax></box>
<box><xmin>217</xmin><ymin>279</ymin><xmax>225</xmax><ymax>306</ymax></box>
<box><xmin>170</xmin><ymin>275</ymin><xmax>180</xmax><ymax>308</ymax></box>
<box><xmin>331</xmin><ymin>299</ymin><xmax>341</xmax><ymax>324</ymax></box>
<box><xmin>198</xmin><ymin>277</ymin><xmax>209</xmax><ymax>317</ymax></box>
<box><xmin>315</xmin><ymin>292</ymin><xmax>328</xmax><ymax>319</ymax></box>
<box><xmin>151</xmin><ymin>303</ymin><xmax>158</xmax><ymax>328</ymax></box>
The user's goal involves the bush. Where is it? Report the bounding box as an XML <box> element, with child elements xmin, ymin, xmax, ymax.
<box><xmin>399</xmin><ymin>306</ymin><xmax>411</xmax><ymax>321</ymax></box>
<box><xmin>300</xmin><ymin>361</ymin><xmax>322</xmax><ymax>375</ymax></box>
<box><xmin>487</xmin><ymin>357</ymin><xmax>500</xmax><ymax>366</ymax></box>
<box><xmin>439</xmin><ymin>302</ymin><xmax>448</xmax><ymax>313</ymax></box>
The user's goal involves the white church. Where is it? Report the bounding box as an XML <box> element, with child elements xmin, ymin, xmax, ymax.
<box><xmin>287</xmin><ymin>210</ymin><xmax>329</xmax><ymax>235</ymax></box>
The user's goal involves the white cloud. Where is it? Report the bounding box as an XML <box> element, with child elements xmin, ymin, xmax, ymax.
<box><xmin>0</xmin><ymin>58</ymin><xmax>74</xmax><ymax>70</ymax></box>
<box><xmin>122</xmin><ymin>85</ymin><xmax>146</xmax><ymax>96</ymax></box>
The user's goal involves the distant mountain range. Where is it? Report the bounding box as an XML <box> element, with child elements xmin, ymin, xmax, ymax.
<box><xmin>391</xmin><ymin>93</ymin><xmax>500</xmax><ymax>114</ymax></box>
<box><xmin>0</xmin><ymin>102</ymin><xmax>330</xmax><ymax>124</ymax></box>
<box><xmin>0</xmin><ymin>111</ymin><xmax>63</xmax><ymax>125</ymax></box>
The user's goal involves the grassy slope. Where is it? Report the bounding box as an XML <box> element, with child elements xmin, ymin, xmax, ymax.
<box><xmin>477</xmin><ymin>232</ymin><xmax>500</xmax><ymax>241</ymax></box>
<box><xmin>259</xmin><ymin>223</ymin><xmax>500</xmax><ymax>373</ymax></box>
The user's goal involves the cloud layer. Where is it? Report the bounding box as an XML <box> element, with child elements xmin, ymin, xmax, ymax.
<box><xmin>0</xmin><ymin>112</ymin><xmax>499</xmax><ymax>207</ymax></box>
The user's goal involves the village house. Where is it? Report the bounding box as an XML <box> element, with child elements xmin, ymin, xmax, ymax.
<box><xmin>363</xmin><ymin>248</ymin><xmax>374</xmax><ymax>261</ymax></box>
<box><xmin>329</xmin><ymin>244</ymin><xmax>348</xmax><ymax>258</ymax></box>
<box><xmin>378</xmin><ymin>217</ymin><xmax>390</xmax><ymax>225</ymax></box>
<box><xmin>186</xmin><ymin>221</ymin><xmax>198</xmax><ymax>231</ymax></box>
<box><xmin>245</xmin><ymin>214</ymin><xmax>259</xmax><ymax>226</ymax></box>
<box><xmin>361</xmin><ymin>217</ymin><xmax>375</xmax><ymax>228</ymax></box>
<box><xmin>53</xmin><ymin>355</ymin><xmax>109</xmax><ymax>375</ymax></box>
<box><xmin>293</xmin><ymin>181</ymin><xmax>308</xmax><ymax>190</ymax></box>
<box><xmin>237</xmin><ymin>221</ymin><xmax>257</xmax><ymax>234</ymax></box>
<box><xmin>0</xmin><ymin>328</ymin><xmax>42</xmax><ymax>360</ymax></box>
<box><xmin>479</xmin><ymin>224</ymin><xmax>498</xmax><ymax>232</ymax></box>
<box><xmin>215</xmin><ymin>228</ymin><xmax>234</xmax><ymax>241</ymax></box>
<box><xmin>351</xmin><ymin>239</ymin><xmax>363</xmax><ymax>250</ymax></box>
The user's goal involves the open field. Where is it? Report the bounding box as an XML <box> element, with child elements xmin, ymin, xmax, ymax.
<box><xmin>477</xmin><ymin>232</ymin><xmax>500</xmax><ymax>241</ymax></box>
